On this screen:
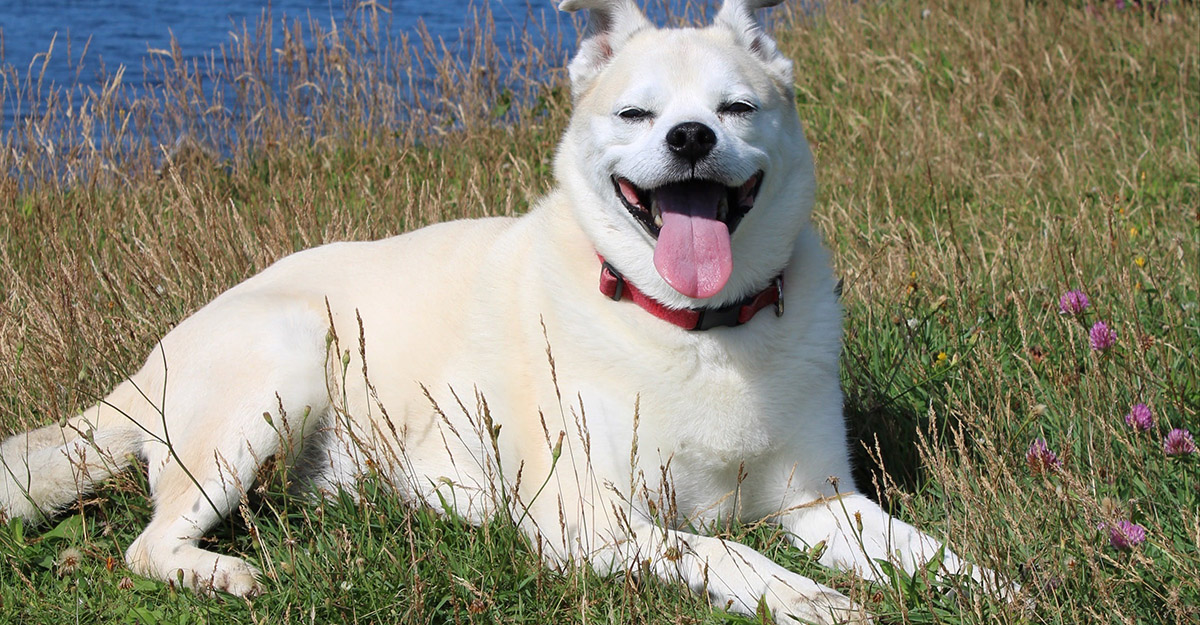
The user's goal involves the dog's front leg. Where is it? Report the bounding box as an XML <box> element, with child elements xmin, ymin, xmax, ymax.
<box><xmin>782</xmin><ymin>492</ymin><xmax>999</xmax><ymax>593</ymax></box>
<box><xmin>594</xmin><ymin>522</ymin><xmax>870</xmax><ymax>624</ymax></box>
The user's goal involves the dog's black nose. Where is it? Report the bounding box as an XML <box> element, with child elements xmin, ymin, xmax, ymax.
<box><xmin>666</xmin><ymin>122</ymin><xmax>717</xmax><ymax>163</ymax></box>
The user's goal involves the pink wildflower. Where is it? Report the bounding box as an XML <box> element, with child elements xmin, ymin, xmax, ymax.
<box><xmin>1058</xmin><ymin>290</ymin><xmax>1090</xmax><ymax>316</ymax></box>
<box><xmin>1163</xmin><ymin>428</ymin><xmax>1197</xmax><ymax>456</ymax></box>
<box><xmin>1108</xmin><ymin>520</ymin><xmax>1146</xmax><ymax>551</ymax></box>
<box><xmin>1026</xmin><ymin>439</ymin><xmax>1062</xmax><ymax>474</ymax></box>
<box><xmin>1090</xmin><ymin>321</ymin><xmax>1116</xmax><ymax>351</ymax></box>
<box><xmin>1124</xmin><ymin>404</ymin><xmax>1153</xmax><ymax>432</ymax></box>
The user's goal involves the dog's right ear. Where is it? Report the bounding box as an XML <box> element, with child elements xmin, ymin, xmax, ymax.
<box><xmin>558</xmin><ymin>0</ymin><xmax>652</xmax><ymax>94</ymax></box>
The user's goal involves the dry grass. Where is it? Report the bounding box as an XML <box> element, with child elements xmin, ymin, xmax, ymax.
<box><xmin>1</xmin><ymin>1</ymin><xmax>1197</xmax><ymax>623</ymax></box>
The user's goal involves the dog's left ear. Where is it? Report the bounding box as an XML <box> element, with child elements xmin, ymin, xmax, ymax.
<box><xmin>714</xmin><ymin>0</ymin><xmax>792</xmax><ymax>83</ymax></box>
<box><xmin>558</xmin><ymin>0</ymin><xmax>652</xmax><ymax>95</ymax></box>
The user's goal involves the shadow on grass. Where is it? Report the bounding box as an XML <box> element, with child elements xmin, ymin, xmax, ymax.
<box><xmin>844</xmin><ymin>392</ymin><xmax>925</xmax><ymax>506</ymax></box>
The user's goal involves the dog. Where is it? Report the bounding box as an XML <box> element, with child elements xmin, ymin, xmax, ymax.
<box><xmin>0</xmin><ymin>1</ymin><xmax>1003</xmax><ymax>622</ymax></box>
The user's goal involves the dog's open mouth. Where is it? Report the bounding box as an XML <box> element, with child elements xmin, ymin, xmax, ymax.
<box><xmin>612</xmin><ymin>172</ymin><xmax>763</xmax><ymax>239</ymax></box>
<box><xmin>611</xmin><ymin>172</ymin><xmax>763</xmax><ymax>299</ymax></box>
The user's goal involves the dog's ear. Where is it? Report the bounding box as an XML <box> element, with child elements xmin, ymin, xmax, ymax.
<box><xmin>558</xmin><ymin>0</ymin><xmax>652</xmax><ymax>94</ymax></box>
<box><xmin>714</xmin><ymin>0</ymin><xmax>792</xmax><ymax>82</ymax></box>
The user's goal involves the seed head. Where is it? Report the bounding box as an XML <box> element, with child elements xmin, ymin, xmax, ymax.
<box><xmin>55</xmin><ymin>547</ymin><xmax>83</xmax><ymax>576</ymax></box>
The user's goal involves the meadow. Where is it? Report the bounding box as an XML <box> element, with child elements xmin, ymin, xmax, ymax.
<box><xmin>1</xmin><ymin>0</ymin><xmax>1197</xmax><ymax>623</ymax></box>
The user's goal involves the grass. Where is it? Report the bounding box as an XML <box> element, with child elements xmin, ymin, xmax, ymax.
<box><xmin>1</xmin><ymin>0</ymin><xmax>1197</xmax><ymax>623</ymax></box>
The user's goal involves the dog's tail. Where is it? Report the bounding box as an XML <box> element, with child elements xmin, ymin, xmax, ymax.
<box><xmin>1</xmin><ymin>380</ymin><xmax>146</xmax><ymax>523</ymax></box>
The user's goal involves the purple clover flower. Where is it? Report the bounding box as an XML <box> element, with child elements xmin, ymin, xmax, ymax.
<box><xmin>1108</xmin><ymin>520</ymin><xmax>1146</xmax><ymax>551</ymax></box>
<box><xmin>1124</xmin><ymin>403</ymin><xmax>1153</xmax><ymax>432</ymax></box>
<box><xmin>1163</xmin><ymin>428</ymin><xmax>1197</xmax><ymax>456</ymax></box>
<box><xmin>1058</xmin><ymin>290</ymin><xmax>1090</xmax><ymax>316</ymax></box>
<box><xmin>1090</xmin><ymin>321</ymin><xmax>1117</xmax><ymax>351</ymax></box>
<box><xmin>1026</xmin><ymin>439</ymin><xmax>1062</xmax><ymax>474</ymax></box>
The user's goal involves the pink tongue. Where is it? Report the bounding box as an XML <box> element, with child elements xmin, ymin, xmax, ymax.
<box><xmin>652</xmin><ymin>181</ymin><xmax>732</xmax><ymax>299</ymax></box>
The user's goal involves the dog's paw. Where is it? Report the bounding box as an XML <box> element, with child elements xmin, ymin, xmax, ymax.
<box><xmin>767</xmin><ymin>581</ymin><xmax>872</xmax><ymax>625</ymax></box>
<box><xmin>190</xmin><ymin>555</ymin><xmax>263</xmax><ymax>598</ymax></box>
<box><xmin>129</xmin><ymin>540</ymin><xmax>263</xmax><ymax>598</ymax></box>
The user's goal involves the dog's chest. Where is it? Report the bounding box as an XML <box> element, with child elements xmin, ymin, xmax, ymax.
<box><xmin>662</xmin><ymin>368</ymin><xmax>775</xmax><ymax>461</ymax></box>
<box><xmin>619</xmin><ymin>335</ymin><xmax>795</xmax><ymax>482</ymax></box>
<box><xmin>622</xmin><ymin>378</ymin><xmax>786</xmax><ymax>524</ymax></box>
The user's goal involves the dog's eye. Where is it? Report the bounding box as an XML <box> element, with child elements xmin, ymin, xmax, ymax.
<box><xmin>617</xmin><ymin>107</ymin><xmax>652</xmax><ymax>121</ymax></box>
<box><xmin>720</xmin><ymin>101</ymin><xmax>757</xmax><ymax>115</ymax></box>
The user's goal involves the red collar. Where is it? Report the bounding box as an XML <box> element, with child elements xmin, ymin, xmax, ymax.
<box><xmin>598</xmin><ymin>257</ymin><xmax>783</xmax><ymax>331</ymax></box>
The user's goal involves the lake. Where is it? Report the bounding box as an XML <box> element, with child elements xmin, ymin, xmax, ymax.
<box><xmin>0</xmin><ymin>1</ymin><xmax>716</xmax><ymax>92</ymax></box>
<box><xmin>0</xmin><ymin>1</ymin><xmax>712</xmax><ymax>139</ymax></box>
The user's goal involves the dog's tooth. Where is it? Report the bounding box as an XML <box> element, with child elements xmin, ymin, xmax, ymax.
<box><xmin>654</xmin><ymin>213</ymin><xmax>663</xmax><ymax>228</ymax></box>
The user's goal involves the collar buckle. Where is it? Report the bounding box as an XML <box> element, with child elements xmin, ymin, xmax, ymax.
<box><xmin>599</xmin><ymin>261</ymin><xmax>625</xmax><ymax>301</ymax></box>
<box><xmin>774</xmin><ymin>276</ymin><xmax>785</xmax><ymax>317</ymax></box>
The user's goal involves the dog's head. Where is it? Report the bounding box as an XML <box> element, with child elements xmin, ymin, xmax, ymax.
<box><xmin>556</xmin><ymin>0</ymin><xmax>815</xmax><ymax>309</ymax></box>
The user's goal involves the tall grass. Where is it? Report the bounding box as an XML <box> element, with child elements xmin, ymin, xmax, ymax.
<box><xmin>1</xmin><ymin>1</ymin><xmax>1197</xmax><ymax>623</ymax></box>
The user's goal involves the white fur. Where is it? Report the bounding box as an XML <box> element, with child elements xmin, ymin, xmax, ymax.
<box><xmin>0</xmin><ymin>2</ymin><xmax>1005</xmax><ymax>621</ymax></box>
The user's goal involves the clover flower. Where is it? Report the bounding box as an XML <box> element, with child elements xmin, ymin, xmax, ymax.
<box><xmin>1108</xmin><ymin>520</ymin><xmax>1146</xmax><ymax>551</ymax></box>
<box><xmin>1163</xmin><ymin>428</ymin><xmax>1197</xmax><ymax>456</ymax></box>
<box><xmin>1124</xmin><ymin>403</ymin><xmax>1153</xmax><ymax>432</ymax></box>
<box><xmin>1058</xmin><ymin>290</ymin><xmax>1090</xmax><ymax>316</ymax></box>
<box><xmin>1090</xmin><ymin>321</ymin><xmax>1117</xmax><ymax>351</ymax></box>
<box><xmin>1026</xmin><ymin>438</ymin><xmax>1062</xmax><ymax>474</ymax></box>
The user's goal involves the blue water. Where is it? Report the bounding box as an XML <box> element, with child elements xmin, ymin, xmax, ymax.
<box><xmin>0</xmin><ymin>1</ymin><xmax>717</xmax><ymax>144</ymax></box>
<box><xmin>0</xmin><ymin>1</ymin><xmax>560</xmax><ymax>90</ymax></box>
<box><xmin>0</xmin><ymin>1</ymin><xmax>725</xmax><ymax>94</ymax></box>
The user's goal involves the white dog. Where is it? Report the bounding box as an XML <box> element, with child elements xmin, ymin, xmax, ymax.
<box><xmin>1</xmin><ymin>1</ymin><xmax>1001</xmax><ymax>622</ymax></box>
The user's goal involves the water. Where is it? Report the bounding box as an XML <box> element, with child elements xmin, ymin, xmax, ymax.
<box><xmin>0</xmin><ymin>1</ymin><xmax>723</xmax><ymax>94</ymax></box>
<box><xmin>0</xmin><ymin>1</ymin><xmax>560</xmax><ymax>91</ymax></box>
<box><xmin>0</xmin><ymin>1</ymin><xmax>579</xmax><ymax>170</ymax></box>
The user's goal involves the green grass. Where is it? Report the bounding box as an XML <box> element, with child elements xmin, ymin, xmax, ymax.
<box><xmin>2</xmin><ymin>1</ymin><xmax>1197</xmax><ymax>623</ymax></box>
